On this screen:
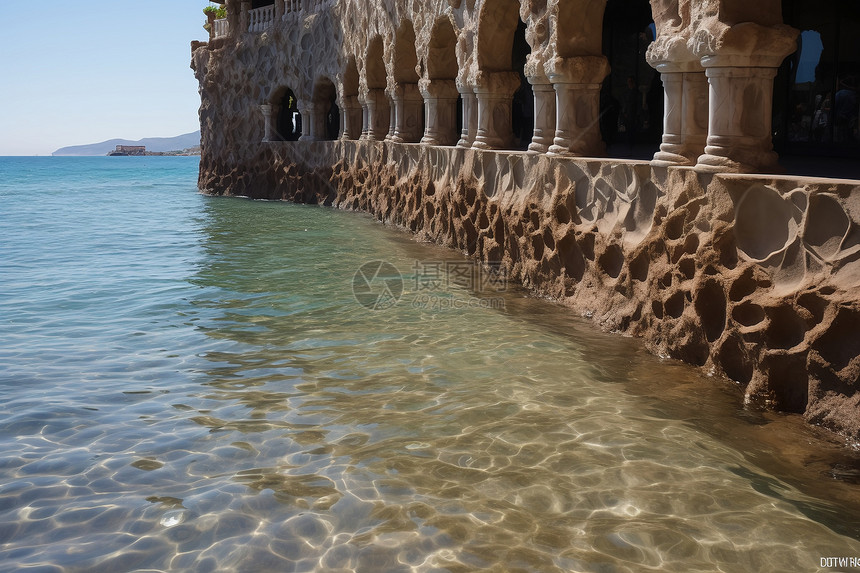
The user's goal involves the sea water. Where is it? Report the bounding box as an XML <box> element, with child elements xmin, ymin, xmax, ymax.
<box><xmin>1</xmin><ymin>156</ymin><xmax>859</xmax><ymax>572</ymax></box>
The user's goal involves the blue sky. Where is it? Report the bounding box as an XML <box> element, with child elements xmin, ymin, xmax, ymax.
<box><xmin>0</xmin><ymin>2</ymin><xmax>213</xmax><ymax>155</ymax></box>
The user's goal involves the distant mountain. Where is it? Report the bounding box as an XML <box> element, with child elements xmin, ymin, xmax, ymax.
<box><xmin>53</xmin><ymin>132</ymin><xmax>201</xmax><ymax>156</ymax></box>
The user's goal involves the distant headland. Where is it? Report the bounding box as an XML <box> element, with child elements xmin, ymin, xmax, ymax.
<box><xmin>52</xmin><ymin>132</ymin><xmax>201</xmax><ymax>157</ymax></box>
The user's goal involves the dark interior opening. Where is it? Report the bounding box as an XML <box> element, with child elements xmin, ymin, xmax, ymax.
<box><xmin>511</xmin><ymin>19</ymin><xmax>534</xmax><ymax>150</ymax></box>
<box><xmin>601</xmin><ymin>0</ymin><xmax>662</xmax><ymax>159</ymax></box>
<box><xmin>276</xmin><ymin>88</ymin><xmax>301</xmax><ymax>141</ymax></box>
<box><xmin>774</xmin><ymin>0</ymin><xmax>860</xmax><ymax>178</ymax></box>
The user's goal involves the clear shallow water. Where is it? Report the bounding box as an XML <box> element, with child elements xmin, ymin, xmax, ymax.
<box><xmin>1</xmin><ymin>156</ymin><xmax>859</xmax><ymax>572</ymax></box>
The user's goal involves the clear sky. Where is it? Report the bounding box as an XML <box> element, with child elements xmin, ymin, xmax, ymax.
<box><xmin>0</xmin><ymin>2</ymin><xmax>213</xmax><ymax>156</ymax></box>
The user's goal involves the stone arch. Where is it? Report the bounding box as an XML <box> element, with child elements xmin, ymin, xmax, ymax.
<box><xmin>390</xmin><ymin>21</ymin><xmax>424</xmax><ymax>142</ymax></box>
<box><xmin>268</xmin><ymin>85</ymin><xmax>301</xmax><ymax>141</ymax></box>
<box><xmin>366</xmin><ymin>35</ymin><xmax>387</xmax><ymax>90</ymax></box>
<box><xmin>427</xmin><ymin>17</ymin><xmax>459</xmax><ymax>81</ymax></box>
<box><xmin>361</xmin><ymin>36</ymin><xmax>390</xmax><ymax>140</ymax></box>
<box><xmin>421</xmin><ymin>16</ymin><xmax>462</xmax><ymax>145</ymax></box>
<box><xmin>556</xmin><ymin>0</ymin><xmax>607</xmax><ymax>58</ymax></box>
<box><xmin>477</xmin><ymin>0</ymin><xmax>521</xmax><ymax>72</ymax></box>
<box><xmin>393</xmin><ymin>21</ymin><xmax>420</xmax><ymax>84</ymax></box>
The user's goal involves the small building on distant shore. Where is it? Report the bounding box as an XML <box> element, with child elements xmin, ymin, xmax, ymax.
<box><xmin>109</xmin><ymin>145</ymin><xmax>146</xmax><ymax>156</ymax></box>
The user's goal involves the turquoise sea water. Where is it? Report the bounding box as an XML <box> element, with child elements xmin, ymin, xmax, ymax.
<box><xmin>1</xmin><ymin>156</ymin><xmax>860</xmax><ymax>572</ymax></box>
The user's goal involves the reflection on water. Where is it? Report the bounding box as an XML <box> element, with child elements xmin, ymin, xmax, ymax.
<box><xmin>1</xmin><ymin>160</ymin><xmax>859</xmax><ymax>572</ymax></box>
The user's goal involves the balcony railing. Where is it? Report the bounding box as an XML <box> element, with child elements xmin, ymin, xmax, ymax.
<box><xmin>249</xmin><ymin>5</ymin><xmax>276</xmax><ymax>32</ymax></box>
<box><xmin>210</xmin><ymin>1</ymin><xmax>335</xmax><ymax>39</ymax></box>
<box><xmin>213</xmin><ymin>18</ymin><xmax>229</xmax><ymax>39</ymax></box>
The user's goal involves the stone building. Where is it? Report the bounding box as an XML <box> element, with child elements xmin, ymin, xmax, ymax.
<box><xmin>191</xmin><ymin>0</ymin><xmax>860</xmax><ymax>441</ymax></box>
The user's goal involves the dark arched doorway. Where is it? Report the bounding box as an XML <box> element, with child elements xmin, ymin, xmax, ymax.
<box><xmin>313</xmin><ymin>77</ymin><xmax>340</xmax><ymax>141</ymax></box>
<box><xmin>274</xmin><ymin>87</ymin><xmax>301</xmax><ymax>141</ymax></box>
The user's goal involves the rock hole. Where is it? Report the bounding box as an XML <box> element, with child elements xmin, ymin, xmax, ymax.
<box><xmin>555</xmin><ymin>203</ymin><xmax>571</xmax><ymax>224</ymax></box>
<box><xmin>763</xmin><ymin>353</ymin><xmax>809</xmax><ymax>413</ymax></box>
<box><xmin>695</xmin><ymin>279</ymin><xmax>727</xmax><ymax>342</ymax></box>
<box><xmin>812</xmin><ymin>307</ymin><xmax>860</xmax><ymax>371</ymax></box>
<box><xmin>579</xmin><ymin>233</ymin><xmax>595</xmax><ymax>261</ymax></box>
<box><xmin>531</xmin><ymin>233</ymin><xmax>545</xmax><ymax>260</ymax></box>
<box><xmin>598</xmin><ymin>244</ymin><xmax>624</xmax><ymax>279</ymax></box>
<box><xmin>683</xmin><ymin>233</ymin><xmax>700</xmax><ymax>255</ymax></box>
<box><xmin>665</xmin><ymin>291</ymin><xmax>686</xmax><ymax>319</ymax></box>
<box><xmin>664</xmin><ymin>212</ymin><xmax>686</xmax><ymax>240</ymax></box>
<box><xmin>652</xmin><ymin>300</ymin><xmax>664</xmax><ymax>320</ymax></box>
<box><xmin>805</xmin><ymin>194</ymin><xmax>849</xmax><ymax>260</ymax></box>
<box><xmin>678</xmin><ymin>257</ymin><xmax>696</xmax><ymax>281</ymax></box>
<box><xmin>765</xmin><ymin>306</ymin><xmax>808</xmax><ymax>350</ymax></box>
<box><xmin>629</xmin><ymin>250</ymin><xmax>650</xmax><ymax>282</ymax></box>
<box><xmin>719</xmin><ymin>335</ymin><xmax>753</xmax><ymax>385</ymax></box>
<box><xmin>557</xmin><ymin>233</ymin><xmax>586</xmax><ymax>281</ymax></box>
<box><xmin>729</xmin><ymin>268</ymin><xmax>758</xmax><ymax>302</ymax></box>
<box><xmin>797</xmin><ymin>293</ymin><xmax>827</xmax><ymax>327</ymax></box>
<box><xmin>732</xmin><ymin>302</ymin><xmax>766</xmax><ymax>327</ymax></box>
<box><xmin>543</xmin><ymin>228</ymin><xmax>556</xmax><ymax>251</ymax></box>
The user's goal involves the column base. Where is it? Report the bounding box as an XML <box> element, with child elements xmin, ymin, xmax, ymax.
<box><xmin>652</xmin><ymin>148</ymin><xmax>695</xmax><ymax>166</ymax></box>
<box><xmin>696</xmin><ymin>148</ymin><xmax>783</xmax><ymax>174</ymax></box>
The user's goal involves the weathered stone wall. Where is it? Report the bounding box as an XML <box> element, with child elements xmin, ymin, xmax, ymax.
<box><xmin>192</xmin><ymin>135</ymin><xmax>860</xmax><ymax>442</ymax></box>
<box><xmin>190</xmin><ymin>1</ymin><xmax>860</xmax><ymax>443</ymax></box>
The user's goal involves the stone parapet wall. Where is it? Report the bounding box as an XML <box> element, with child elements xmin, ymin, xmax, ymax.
<box><xmin>198</xmin><ymin>140</ymin><xmax>860</xmax><ymax>442</ymax></box>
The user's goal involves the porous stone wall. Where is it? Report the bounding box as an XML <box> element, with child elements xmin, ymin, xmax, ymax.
<box><xmin>191</xmin><ymin>0</ymin><xmax>860</xmax><ymax>442</ymax></box>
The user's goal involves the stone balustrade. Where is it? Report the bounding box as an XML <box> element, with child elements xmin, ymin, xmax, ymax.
<box><xmin>248</xmin><ymin>5</ymin><xmax>275</xmax><ymax>32</ymax></box>
<box><xmin>213</xmin><ymin>18</ymin><xmax>229</xmax><ymax>39</ymax></box>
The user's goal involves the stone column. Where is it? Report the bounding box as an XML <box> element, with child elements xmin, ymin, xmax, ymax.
<box><xmin>340</xmin><ymin>96</ymin><xmax>362</xmax><ymax>141</ymax></box>
<box><xmin>360</xmin><ymin>89</ymin><xmax>390</xmax><ymax>141</ymax></box>
<box><xmin>225</xmin><ymin>0</ymin><xmax>241</xmax><ymax>38</ymax></box>
<box><xmin>298</xmin><ymin>103</ymin><xmax>317</xmax><ymax>141</ymax></box>
<box><xmin>472</xmin><ymin>72</ymin><xmax>521</xmax><ymax>150</ymax></box>
<box><xmin>696</xmin><ymin>61</ymin><xmax>787</xmax><ymax>172</ymax></box>
<box><xmin>457</xmin><ymin>81</ymin><xmax>478</xmax><ymax>148</ymax></box>
<box><xmin>691</xmin><ymin>23</ymin><xmax>798</xmax><ymax>173</ymax></box>
<box><xmin>420</xmin><ymin>79</ymin><xmax>459</xmax><ymax>146</ymax></box>
<box><xmin>385</xmin><ymin>94</ymin><xmax>397</xmax><ymax>141</ymax></box>
<box><xmin>527</xmin><ymin>77</ymin><xmax>556</xmax><ymax>153</ymax></box>
<box><xmin>261</xmin><ymin>104</ymin><xmax>275</xmax><ymax>142</ymax></box>
<box><xmin>390</xmin><ymin>83</ymin><xmax>424</xmax><ymax>143</ymax></box>
<box><xmin>274</xmin><ymin>0</ymin><xmax>285</xmax><ymax>21</ymax></box>
<box><xmin>647</xmin><ymin>58</ymin><xmax>709</xmax><ymax>166</ymax></box>
<box><xmin>545</xmin><ymin>56</ymin><xmax>610</xmax><ymax>156</ymax></box>
<box><xmin>239</xmin><ymin>1</ymin><xmax>251</xmax><ymax>34</ymax></box>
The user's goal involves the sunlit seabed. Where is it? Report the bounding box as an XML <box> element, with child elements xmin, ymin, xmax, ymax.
<box><xmin>0</xmin><ymin>156</ymin><xmax>859</xmax><ymax>573</ymax></box>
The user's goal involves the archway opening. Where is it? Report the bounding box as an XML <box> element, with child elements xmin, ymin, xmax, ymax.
<box><xmin>274</xmin><ymin>87</ymin><xmax>301</xmax><ymax>141</ymax></box>
<box><xmin>313</xmin><ymin>77</ymin><xmax>340</xmax><ymax>141</ymax></box>
<box><xmin>366</xmin><ymin>36</ymin><xmax>390</xmax><ymax>138</ymax></box>
<box><xmin>773</xmin><ymin>0</ymin><xmax>860</xmax><ymax>177</ymax></box>
<box><xmin>427</xmin><ymin>17</ymin><xmax>461</xmax><ymax>145</ymax></box>
<box><xmin>601</xmin><ymin>0</ymin><xmax>661</xmax><ymax>158</ymax></box>
<box><xmin>342</xmin><ymin>56</ymin><xmax>361</xmax><ymax>140</ymax></box>
<box><xmin>393</xmin><ymin>21</ymin><xmax>424</xmax><ymax>142</ymax></box>
<box><xmin>476</xmin><ymin>0</ymin><xmax>531</xmax><ymax>150</ymax></box>
<box><xmin>512</xmin><ymin>19</ymin><xmax>533</xmax><ymax>150</ymax></box>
